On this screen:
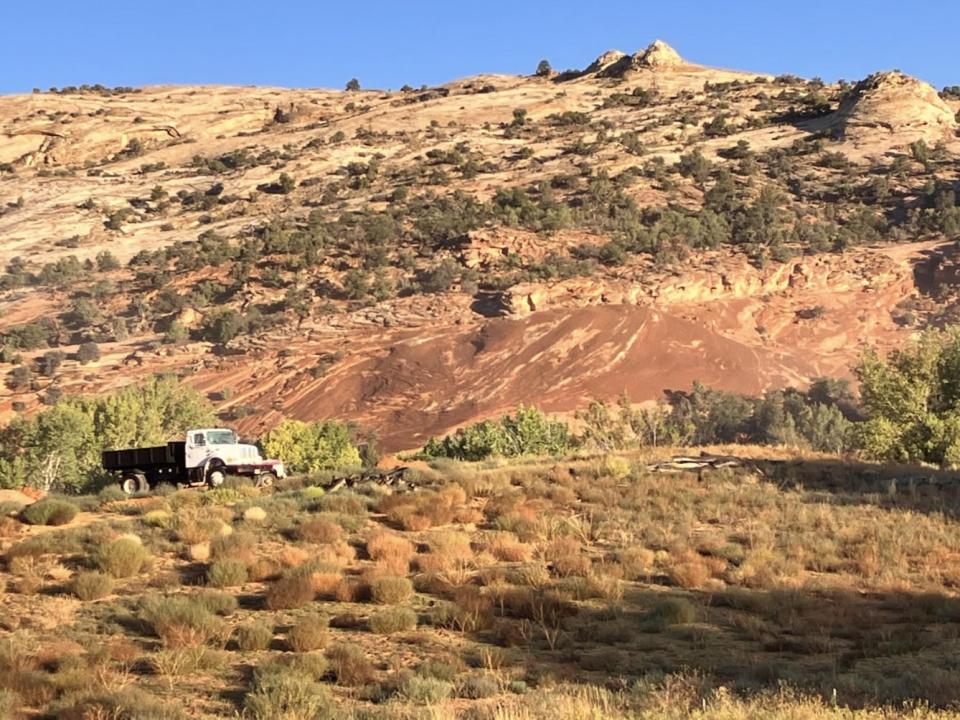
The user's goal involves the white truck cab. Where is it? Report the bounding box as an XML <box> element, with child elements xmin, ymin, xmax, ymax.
<box><xmin>184</xmin><ymin>427</ymin><xmax>286</xmax><ymax>487</ymax></box>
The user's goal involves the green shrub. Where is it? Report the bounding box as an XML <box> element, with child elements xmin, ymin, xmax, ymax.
<box><xmin>0</xmin><ymin>501</ymin><xmax>24</xmax><ymax>517</ymax></box>
<box><xmin>234</xmin><ymin>622</ymin><xmax>273</xmax><ymax>651</ymax></box>
<box><xmin>95</xmin><ymin>537</ymin><xmax>149</xmax><ymax>578</ymax></box>
<box><xmin>369</xmin><ymin>606</ymin><xmax>417</xmax><ymax>634</ymax></box>
<box><xmin>21</xmin><ymin>498</ymin><xmax>79</xmax><ymax>526</ymax></box>
<box><xmin>244</xmin><ymin>663</ymin><xmax>336</xmax><ymax>720</ymax></box>
<box><xmin>196</xmin><ymin>589</ymin><xmax>238</xmax><ymax>616</ymax></box>
<box><xmin>286</xmin><ymin>652</ymin><xmax>329</xmax><ymax>680</ymax></box>
<box><xmin>140</xmin><ymin>594</ymin><xmax>227</xmax><ymax>647</ymax></box>
<box><xmin>72</xmin><ymin>570</ymin><xmax>114</xmax><ymax>600</ymax></box>
<box><xmin>645</xmin><ymin>598</ymin><xmax>697</xmax><ymax>630</ymax></box>
<box><xmin>261</xmin><ymin>420</ymin><xmax>361</xmax><ymax>474</ymax></box>
<box><xmin>370</xmin><ymin>576</ymin><xmax>413</xmax><ymax>605</ymax></box>
<box><xmin>206</xmin><ymin>559</ymin><xmax>248</xmax><ymax>588</ymax></box>
<box><xmin>399</xmin><ymin>674</ymin><xmax>453</xmax><ymax>704</ymax></box>
<box><xmin>457</xmin><ymin>672</ymin><xmax>500</xmax><ymax>699</ymax></box>
<box><xmin>288</xmin><ymin>614</ymin><xmax>329</xmax><ymax>652</ymax></box>
<box><xmin>423</xmin><ymin>406</ymin><xmax>571</xmax><ymax>461</ymax></box>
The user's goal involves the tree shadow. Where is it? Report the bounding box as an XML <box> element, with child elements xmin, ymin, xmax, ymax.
<box><xmin>489</xmin><ymin>581</ymin><xmax>960</xmax><ymax>708</ymax></box>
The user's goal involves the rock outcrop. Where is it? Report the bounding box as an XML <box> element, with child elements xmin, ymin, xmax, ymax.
<box><xmin>596</xmin><ymin>40</ymin><xmax>685</xmax><ymax>77</ymax></box>
<box><xmin>584</xmin><ymin>49</ymin><xmax>627</xmax><ymax>75</ymax></box>
<box><xmin>637</xmin><ymin>39</ymin><xmax>683</xmax><ymax>69</ymax></box>
<box><xmin>830</xmin><ymin>71</ymin><xmax>957</xmax><ymax>143</ymax></box>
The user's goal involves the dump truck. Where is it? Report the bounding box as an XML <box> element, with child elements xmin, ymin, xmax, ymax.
<box><xmin>102</xmin><ymin>428</ymin><xmax>286</xmax><ymax>493</ymax></box>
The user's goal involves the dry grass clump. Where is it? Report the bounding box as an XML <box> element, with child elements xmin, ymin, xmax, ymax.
<box><xmin>288</xmin><ymin>614</ymin><xmax>329</xmax><ymax>652</ymax></box>
<box><xmin>544</xmin><ymin>537</ymin><xmax>591</xmax><ymax>577</ymax></box>
<box><xmin>242</xmin><ymin>506</ymin><xmax>267</xmax><ymax>523</ymax></box>
<box><xmin>484</xmin><ymin>531</ymin><xmax>534</xmax><ymax>562</ymax></box>
<box><xmin>617</xmin><ymin>546</ymin><xmax>655</xmax><ymax>580</ymax></box>
<box><xmin>71</xmin><ymin>570</ymin><xmax>114</xmax><ymax>600</ymax></box>
<box><xmin>311</xmin><ymin>539</ymin><xmax>356</xmax><ymax>567</ymax></box>
<box><xmin>325</xmin><ymin>642</ymin><xmax>375</xmax><ymax>686</ymax></box>
<box><xmin>667</xmin><ymin>549</ymin><xmax>712</xmax><ymax>590</ymax></box>
<box><xmin>309</xmin><ymin>569</ymin><xmax>343</xmax><ymax>599</ymax></box>
<box><xmin>94</xmin><ymin>537</ymin><xmax>150</xmax><ymax>578</ymax></box>
<box><xmin>366</xmin><ymin>531</ymin><xmax>415</xmax><ymax>575</ymax></box>
<box><xmin>248</xmin><ymin>556</ymin><xmax>282</xmax><ymax>582</ymax></box>
<box><xmin>210</xmin><ymin>531</ymin><xmax>258</xmax><ymax>565</ymax></box>
<box><xmin>370</xmin><ymin>575</ymin><xmax>414</xmax><ymax>604</ymax></box>
<box><xmin>265</xmin><ymin>571</ymin><xmax>316</xmax><ymax>610</ymax></box>
<box><xmin>378</xmin><ymin>486</ymin><xmax>469</xmax><ymax>531</ymax></box>
<box><xmin>297</xmin><ymin>517</ymin><xmax>343</xmax><ymax>544</ymax></box>
<box><xmin>416</xmin><ymin>531</ymin><xmax>474</xmax><ymax>583</ymax></box>
<box><xmin>174</xmin><ymin>507</ymin><xmax>231</xmax><ymax>545</ymax></box>
<box><xmin>369</xmin><ymin>606</ymin><xmax>417</xmax><ymax>634</ymax></box>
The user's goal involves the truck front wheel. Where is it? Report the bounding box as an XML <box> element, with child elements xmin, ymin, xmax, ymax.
<box><xmin>207</xmin><ymin>463</ymin><xmax>227</xmax><ymax>488</ymax></box>
<box><xmin>120</xmin><ymin>473</ymin><xmax>147</xmax><ymax>495</ymax></box>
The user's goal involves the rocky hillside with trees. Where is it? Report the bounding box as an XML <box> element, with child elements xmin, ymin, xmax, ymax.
<box><xmin>1</xmin><ymin>41</ymin><xmax>959</xmax><ymax>450</ymax></box>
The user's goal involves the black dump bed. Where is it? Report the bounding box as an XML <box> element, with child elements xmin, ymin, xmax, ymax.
<box><xmin>102</xmin><ymin>441</ymin><xmax>186</xmax><ymax>471</ymax></box>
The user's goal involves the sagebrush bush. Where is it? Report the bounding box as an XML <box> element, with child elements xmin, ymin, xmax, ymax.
<box><xmin>288</xmin><ymin>614</ymin><xmax>329</xmax><ymax>652</ymax></box>
<box><xmin>399</xmin><ymin>674</ymin><xmax>453</xmax><ymax>704</ymax></box>
<box><xmin>244</xmin><ymin>662</ymin><xmax>336</xmax><ymax>720</ymax></box>
<box><xmin>72</xmin><ymin>570</ymin><xmax>114</xmax><ymax>600</ymax></box>
<box><xmin>234</xmin><ymin>622</ymin><xmax>273</xmax><ymax>651</ymax></box>
<box><xmin>326</xmin><ymin>643</ymin><xmax>374</xmax><ymax>686</ymax></box>
<box><xmin>266</xmin><ymin>573</ymin><xmax>315</xmax><ymax>610</ymax></box>
<box><xmin>140</xmin><ymin>595</ymin><xmax>227</xmax><ymax>647</ymax></box>
<box><xmin>207</xmin><ymin>559</ymin><xmax>248</xmax><ymax>588</ymax></box>
<box><xmin>370</xmin><ymin>576</ymin><xmax>413</xmax><ymax>605</ymax></box>
<box><xmin>95</xmin><ymin>537</ymin><xmax>149</xmax><ymax>578</ymax></box>
<box><xmin>645</xmin><ymin>598</ymin><xmax>697</xmax><ymax>630</ymax></box>
<box><xmin>369</xmin><ymin>606</ymin><xmax>417</xmax><ymax>634</ymax></box>
<box><xmin>457</xmin><ymin>672</ymin><xmax>500</xmax><ymax>699</ymax></box>
<box><xmin>21</xmin><ymin>498</ymin><xmax>79</xmax><ymax>526</ymax></box>
<box><xmin>196</xmin><ymin>589</ymin><xmax>238</xmax><ymax>616</ymax></box>
<box><xmin>210</xmin><ymin>531</ymin><xmax>257</xmax><ymax>564</ymax></box>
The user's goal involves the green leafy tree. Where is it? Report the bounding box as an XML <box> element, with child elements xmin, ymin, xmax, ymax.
<box><xmin>424</xmin><ymin>406</ymin><xmax>571</xmax><ymax>461</ymax></box>
<box><xmin>261</xmin><ymin>419</ymin><xmax>361</xmax><ymax>474</ymax></box>
<box><xmin>856</xmin><ymin>327</ymin><xmax>960</xmax><ymax>466</ymax></box>
<box><xmin>0</xmin><ymin>375</ymin><xmax>214</xmax><ymax>491</ymax></box>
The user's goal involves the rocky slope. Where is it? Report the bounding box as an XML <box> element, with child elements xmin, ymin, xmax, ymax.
<box><xmin>0</xmin><ymin>42</ymin><xmax>958</xmax><ymax>450</ymax></box>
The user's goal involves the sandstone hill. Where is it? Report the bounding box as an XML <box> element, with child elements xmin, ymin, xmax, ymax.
<box><xmin>828</xmin><ymin>70</ymin><xmax>957</xmax><ymax>144</ymax></box>
<box><xmin>0</xmin><ymin>43</ymin><xmax>958</xmax><ymax>450</ymax></box>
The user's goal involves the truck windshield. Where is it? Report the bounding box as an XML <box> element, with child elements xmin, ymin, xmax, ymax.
<box><xmin>206</xmin><ymin>430</ymin><xmax>237</xmax><ymax>445</ymax></box>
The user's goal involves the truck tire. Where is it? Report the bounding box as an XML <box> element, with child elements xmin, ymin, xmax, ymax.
<box><xmin>120</xmin><ymin>473</ymin><xmax>147</xmax><ymax>495</ymax></box>
<box><xmin>256</xmin><ymin>471</ymin><xmax>276</xmax><ymax>489</ymax></box>
<box><xmin>207</xmin><ymin>463</ymin><xmax>226</xmax><ymax>488</ymax></box>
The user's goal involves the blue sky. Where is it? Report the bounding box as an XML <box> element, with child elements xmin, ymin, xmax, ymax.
<box><xmin>2</xmin><ymin>1</ymin><xmax>957</xmax><ymax>94</ymax></box>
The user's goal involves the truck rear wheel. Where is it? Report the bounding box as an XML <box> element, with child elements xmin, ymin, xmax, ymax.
<box><xmin>256</xmin><ymin>471</ymin><xmax>276</xmax><ymax>489</ymax></box>
<box><xmin>120</xmin><ymin>473</ymin><xmax>147</xmax><ymax>495</ymax></box>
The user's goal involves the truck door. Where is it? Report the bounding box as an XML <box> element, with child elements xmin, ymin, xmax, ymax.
<box><xmin>185</xmin><ymin>431</ymin><xmax>213</xmax><ymax>469</ymax></box>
